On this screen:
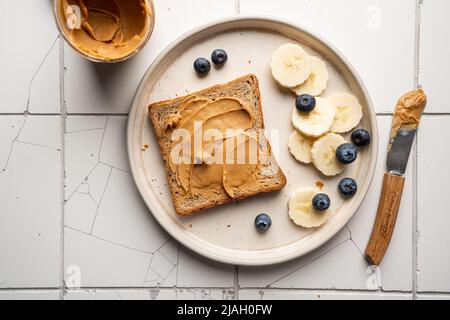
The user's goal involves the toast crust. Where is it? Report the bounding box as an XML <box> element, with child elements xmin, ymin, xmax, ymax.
<box><xmin>148</xmin><ymin>74</ymin><xmax>286</xmax><ymax>216</ymax></box>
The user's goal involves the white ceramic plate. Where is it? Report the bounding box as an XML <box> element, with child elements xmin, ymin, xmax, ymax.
<box><xmin>127</xmin><ymin>17</ymin><xmax>378</xmax><ymax>266</ymax></box>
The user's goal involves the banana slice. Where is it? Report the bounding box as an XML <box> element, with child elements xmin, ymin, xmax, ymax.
<box><xmin>291</xmin><ymin>56</ymin><xmax>329</xmax><ymax>96</ymax></box>
<box><xmin>289</xmin><ymin>187</ymin><xmax>331</xmax><ymax>228</ymax></box>
<box><xmin>311</xmin><ymin>133</ymin><xmax>346</xmax><ymax>176</ymax></box>
<box><xmin>288</xmin><ymin>130</ymin><xmax>315</xmax><ymax>164</ymax></box>
<box><xmin>291</xmin><ymin>97</ymin><xmax>336</xmax><ymax>138</ymax></box>
<box><xmin>329</xmin><ymin>93</ymin><xmax>363</xmax><ymax>133</ymax></box>
<box><xmin>270</xmin><ymin>43</ymin><xmax>312</xmax><ymax>88</ymax></box>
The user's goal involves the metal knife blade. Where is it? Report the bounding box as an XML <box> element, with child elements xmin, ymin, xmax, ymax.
<box><xmin>386</xmin><ymin>128</ymin><xmax>417</xmax><ymax>176</ymax></box>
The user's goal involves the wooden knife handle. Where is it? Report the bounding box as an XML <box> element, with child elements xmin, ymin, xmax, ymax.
<box><xmin>365</xmin><ymin>172</ymin><xmax>405</xmax><ymax>265</ymax></box>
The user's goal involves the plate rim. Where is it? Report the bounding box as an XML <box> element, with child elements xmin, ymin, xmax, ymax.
<box><xmin>127</xmin><ymin>16</ymin><xmax>379</xmax><ymax>266</ymax></box>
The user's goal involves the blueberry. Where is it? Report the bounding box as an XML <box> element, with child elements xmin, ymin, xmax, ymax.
<box><xmin>295</xmin><ymin>94</ymin><xmax>316</xmax><ymax>113</ymax></box>
<box><xmin>255</xmin><ymin>213</ymin><xmax>272</xmax><ymax>232</ymax></box>
<box><xmin>351</xmin><ymin>129</ymin><xmax>371</xmax><ymax>147</ymax></box>
<box><xmin>312</xmin><ymin>194</ymin><xmax>331</xmax><ymax>211</ymax></box>
<box><xmin>336</xmin><ymin>143</ymin><xmax>358</xmax><ymax>165</ymax></box>
<box><xmin>338</xmin><ymin>178</ymin><xmax>358</xmax><ymax>197</ymax></box>
<box><xmin>193</xmin><ymin>58</ymin><xmax>211</xmax><ymax>75</ymax></box>
<box><xmin>211</xmin><ymin>49</ymin><xmax>228</xmax><ymax>66</ymax></box>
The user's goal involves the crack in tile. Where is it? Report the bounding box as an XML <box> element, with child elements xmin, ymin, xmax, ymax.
<box><xmin>96</xmin><ymin>117</ymin><xmax>132</xmax><ymax>173</ymax></box>
<box><xmin>77</xmin><ymin>177</ymin><xmax>100</xmax><ymax>207</ymax></box>
<box><xmin>267</xmin><ymin>238</ymin><xmax>351</xmax><ymax>288</ymax></box>
<box><xmin>26</xmin><ymin>35</ymin><xmax>60</xmax><ymax>112</ymax></box>
<box><xmin>1</xmin><ymin>115</ymin><xmax>27</xmax><ymax>173</ymax></box>
<box><xmin>64</xmin><ymin>225</ymin><xmax>153</xmax><ymax>255</ymax></box>
<box><xmin>87</xmin><ymin>191</ymin><xmax>99</xmax><ymax>207</ymax></box>
<box><xmin>65</xmin><ymin>119</ymin><xmax>108</xmax><ymax>201</ymax></box>
<box><xmin>65</xmin><ymin>127</ymin><xmax>108</xmax><ymax>134</ymax></box>
<box><xmin>15</xmin><ymin>140</ymin><xmax>61</xmax><ymax>151</ymax></box>
<box><xmin>89</xmin><ymin>167</ymin><xmax>113</xmax><ymax>234</ymax></box>
<box><xmin>98</xmin><ymin>161</ymin><xmax>131</xmax><ymax>173</ymax></box>
<box><xmin>65</xmin><ymin>163</ymin><xmax>102</xmax><ymax>203</ymax></box>
<box><xmin>153</xmin><ymin>239</ymin><xmax>173</xmax><ymax>255</ymax></box>
<box><xmin>142</xmin><ymin>239</ymin><xmax>178</xmax><ymax>286</ymax></box>
<box><xmin>159</xmin><ymin>245</ymin><xmax>180</xmax><ymax>265</ymax></box>
<box><xmin>154</xmin><ymin>264</ymin><xmax>176</xmax><ymax>283</ymax></box>
<box><xmin>345</xmin><ymin>226</ymin><xmax>368</xmax><ymax>261</ymax></box>
<box><xmin>143</xmin><ymin>255</ymin><xmax>156</xmax><ymax>284</ymax></box>
<box><xmin>65</xmin><ymin>117</ymin><xmax>129</xmax><ymax>208</ymax></box>
<box><xmin>65</xmin><ymin>119</ymin><xmax>107</xmax><ymax>135</ymax></box>
<box><xmin>97</xmin><ymin>117</ymin><xmax>109</xmax><ymax>162</ymax></box>
<box><xmin>1</xmin><ymin>117</ymin><xmax>60</xmax><ymax>174</ymax></box>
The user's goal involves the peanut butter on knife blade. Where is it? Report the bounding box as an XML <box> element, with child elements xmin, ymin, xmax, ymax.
<box><xmin>390</xmin><ymin>88</ymin><xmax>427</xmax><ymax>139</ymax></box>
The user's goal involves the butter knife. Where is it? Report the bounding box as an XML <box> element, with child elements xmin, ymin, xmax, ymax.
<box><xmin>365</xmin><ymin>88</ymin><xmax>427</xmax><ymax>265</ymax></box>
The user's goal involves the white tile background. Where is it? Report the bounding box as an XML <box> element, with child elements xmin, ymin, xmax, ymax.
<box><xmin>0</xmin><ymin>0</ymin><xmax>449</xmax><ymax>300</ymax></box>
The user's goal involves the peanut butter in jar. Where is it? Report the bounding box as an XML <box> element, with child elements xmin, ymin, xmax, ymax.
<box><xmin>54</xmin><ymin>0</ymin><xmax>154</xmax><ymax>63</ymax></box>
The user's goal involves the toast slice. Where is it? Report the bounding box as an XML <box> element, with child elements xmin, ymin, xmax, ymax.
<box><xmin>148</xmin><ymin>74</ymin><xmax>286</xmax><ymax>216</ymax></box>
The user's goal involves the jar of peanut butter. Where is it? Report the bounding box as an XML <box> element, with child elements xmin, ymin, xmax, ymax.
<box><xmin>54</xmin><ymin>0</ymin><xmax>155</xmax><ymax>63</ymax></box>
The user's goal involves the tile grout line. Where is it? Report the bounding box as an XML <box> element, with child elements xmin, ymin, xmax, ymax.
<box><xmin>412</xmin><ymin>0</ymin><xmax>422</xmax><ymax>301</ymax></box>
<box><xmin>235</xmin><ymin>0</ymin><xmax>240</xmax><ymax>15</ymax></box>
<box><xmin>52</xmin><ymin>287</ymin><xmax>413</xmax><ymax>293</ymax></box>
<box><xmin>414</xmin><ymin>0</ymin><xmax>422</xmax><ymax>88</ymax></box>
<box><xmin>6</xmin><ymin>287</ymin><xmax>426</xmax><ymax>297</ymax></box>
<box><xmin>0</xmin><ymin>113</ymin><xmax>62</xmax><ymax>116</ymax></box>
<box><xmin>59</xmin><ymin>36</ymin><xmax>67</xmax><ymax>301</ymax></box>
<box><xmin>234</xmin><ymin>287</ymin><xmax>416</xmax><ymax>295</ymax></box>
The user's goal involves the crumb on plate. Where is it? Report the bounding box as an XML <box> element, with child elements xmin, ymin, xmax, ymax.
<box><xmin>315</xmin><ymin>180</ymin><xmax>325</xmax><ymax>190</ymax></box>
